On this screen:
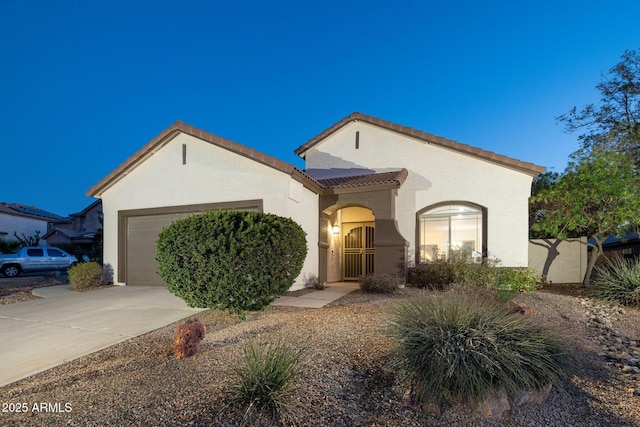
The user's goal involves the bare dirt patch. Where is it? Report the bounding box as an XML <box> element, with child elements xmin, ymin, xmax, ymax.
<box><xmin>1</xmin><ymin>288</ymin><xmax>639</xmax><ymax>426</ymax></box>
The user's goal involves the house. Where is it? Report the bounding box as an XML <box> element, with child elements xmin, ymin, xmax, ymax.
<box><xmin>43</xmin><ymin>200</ymin><xmax>103</xmax><ymax>258</ymax></box>
<box><xmin>88</xmin><ymin>113</ymin><xmax>544</xmax><ymax>288</ymax></box>
<box><xmin>592</xmin><ymin>231</ymin><xmax>640</xmax><ymax>262</ymax></box>
<box><xmin>0</xmin><ymin>202</ymin><xmax>64</xmax><ymax>247</ymax></box>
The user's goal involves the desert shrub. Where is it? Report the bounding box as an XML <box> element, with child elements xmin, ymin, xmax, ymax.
<box><xmin>360</xmin><ymin>274</ymin><xmax>399</xmax><ymax>293</ymax></box>
<box><xmin>592</xmin><ymin>258</ymin><xmax>640</xmax><ymax>307</ymax></box>
<box><xmin>156</xmin><ymin>211</ymin><xmax>307</xmax><ymax>312</ymax></box>
<box><xmin>233</xmin><ymin>338</ymin><xmax>303</xmax><ymax>424</ymax></box>
<box><xmin>68</xmin><ymin>262</ymin><xmax>107</xmax><ymax>290</ymax></box>
<box><xmin>387</xmin><ymin>291</ymin><xmax>567</xmax><ymax>407</ymax></box>
<box><xmin>0</xmin><ymin>239</ymin><xmax>19</xmax><ymax>254</ymax></box>
<box><xmin>407</xmin><ymin>249</ymin><xmax>476</xmax><ymax>289</ymax></box>
<box><xmin>408</xmin><ymin>254</ymin><xmax>539</xmax><ymax>298</ymax></box>
<box><xmin>305</xmin><ymin>273</ymin><xmax>325</xmax><ymax>290</ymax></box>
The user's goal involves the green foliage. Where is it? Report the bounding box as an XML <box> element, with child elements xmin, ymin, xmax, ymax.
<box><xmin>0</xmin><ymin>239</ymin><xmax>20</xmax><ymax>254</ymax></box>
<box><xmin>387</xmin><ymin>291</ymin><xmax>567</xmax><ymax>407</ymax></box>
<box><xmin>359</xmin><ymin>274</ymin><xmax>399</xmax><ymax>293</ymax></box>
<box><xmin>233</xmin><ymin>338</ymin><xmax>304</xmax><ymax>425</ymax></box>
<box><xmin>592</xmin><ymin>258</ymin><xmax>640</xmax><ymax>307</ymax></box>
<box><xmin>406</xmin><ymin>250</ymin><xmax>471</xmax><ymax>289</ymax></box>
<box><xmin>489</xmin><ymin>268</ymin><xmax>540</xmax><ymax>301</ymax></box>
<box><xmin>68</xmin><ymin>262</ymin><xmax>107</xmax><ymax>291</ymax></box>
<box><xmin>530</xmin><ymin>171</ymin><xmax>562</xmax><ymax>239</ymax></box>
<box><xmin>557</xmin><ymin>49</ymin><xmax>640</xmax><ymax>165</ymax></box>
<box><xmin>407</xmin><ymin>251</ymin><xmax>538</xmax><ymax>297</ymax></box>
<box><xmin>156</xmin><ymin>211</ymin><xmax>307</xmax><ymax>312</ymax></box>
<box><xmin>531</xmin><ymin>149</ymin><xmax>640</xmax><ymax>286</ymax></box>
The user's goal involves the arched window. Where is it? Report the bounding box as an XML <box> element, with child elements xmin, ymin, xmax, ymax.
<box><xmin>416</xmin><ymin>203</ymin><xmax>486</xmax><ymax>264</ymax></box>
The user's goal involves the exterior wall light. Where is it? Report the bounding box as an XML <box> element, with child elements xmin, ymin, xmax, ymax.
<box><xmin>332</xmin><ymin>225</ymin><xmax>340</xmax><ymax>234</ymax></box>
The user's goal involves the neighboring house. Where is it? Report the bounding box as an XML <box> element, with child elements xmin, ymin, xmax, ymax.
<box><xmin>43</xmin><ymin>200</ymin><xmax>103</xmax><ymax>257</ymax></box>
<box><xmin>0</xmin><ymin>202</ymin><xmax>64</xmax><ymax>247</ymax></box>
<box><xmin>592</xmin><ymin>232</ymin><xmax>640</xmax><ymax>262</ymax></box>
<box><xmin>88</xmin><ymin>113</ymin><xmax>544</xmax><ymax>289</ymax></box>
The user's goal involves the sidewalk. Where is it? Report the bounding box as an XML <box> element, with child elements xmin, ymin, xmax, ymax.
<box><xmin>271</xmin><ymin>282</ymin><xmax>360</xmax><ymax>308</ymax></box>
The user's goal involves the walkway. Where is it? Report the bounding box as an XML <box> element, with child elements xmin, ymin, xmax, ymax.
<box><xmin>271</xmin><ymin>281</ymin><xmax>360</xmax><ymax>308</ymax></box>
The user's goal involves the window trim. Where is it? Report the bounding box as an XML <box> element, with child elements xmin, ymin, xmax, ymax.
<box><xmin>415</xmin><ymin>201</ymin><xmax>487</xmax><ymax>264</ymax></box>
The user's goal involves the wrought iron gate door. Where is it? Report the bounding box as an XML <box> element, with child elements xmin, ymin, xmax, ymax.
<box><xmin>343</xmin><ymin>222</ymin><xmax>375</xmax><ymax>280</ymax></box>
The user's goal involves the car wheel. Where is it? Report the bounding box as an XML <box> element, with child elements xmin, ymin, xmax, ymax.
<box><xmin>2</xmin><ymin>265</ymin><xmax>21</xmax><ymax>277</ymax></box>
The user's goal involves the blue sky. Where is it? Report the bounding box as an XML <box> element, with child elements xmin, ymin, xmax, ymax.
<box><xmin>1</xmin><ymin>1</ymin><xmax>639</xmax><ymax>216</ymax></box>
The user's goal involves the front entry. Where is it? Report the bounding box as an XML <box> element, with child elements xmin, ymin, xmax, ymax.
<box><xmin>343</xmin><ymin>222</ymin><xmax>375</xmax><ymax>279</ymax></box>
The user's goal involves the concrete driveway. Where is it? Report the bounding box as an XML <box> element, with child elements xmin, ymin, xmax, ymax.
<box><xmin>0</xmin><ymin>286</ymin><xmax>204</xmax><ymax>387</ymax></box>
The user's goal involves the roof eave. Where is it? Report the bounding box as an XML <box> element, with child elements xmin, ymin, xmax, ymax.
<box><xmin>295</xmin><ymin>112</ymin><xmax>546</xmax><ymax>177</ymax></box>
<box><xmin>88</xmin><ymin>122</ymin><xmax>316</xmax><ymax>198</ymax></box>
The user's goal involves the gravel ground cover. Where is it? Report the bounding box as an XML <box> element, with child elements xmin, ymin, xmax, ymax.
<box><xmin>0</xmin><ymin>283</ymin><xmax>639</xmax><ymax>426</ymax></box>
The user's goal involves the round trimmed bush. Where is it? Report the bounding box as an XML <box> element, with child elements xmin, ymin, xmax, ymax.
<box><xmin>387</xmin><ymin>291</ymin><xmax>567</xmax><ymax>406</ymax></box>
<box><xmin>156</xmin><ymin>211</ymin><xmax>307</xmax><ymax>312</ymax></box>
<box><xmin>68</xmin><ymin>262</ymin><xmax>107</xmax><ymax>290</ymax></box>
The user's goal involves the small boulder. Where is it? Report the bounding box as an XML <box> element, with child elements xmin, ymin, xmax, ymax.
<box><xmin>174</xmin><ymin>318</ymin><xmax>206</xmax><ymax>359</ymax></box>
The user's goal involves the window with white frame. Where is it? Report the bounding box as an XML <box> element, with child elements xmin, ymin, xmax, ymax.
<box><xmin>417</xmin><ymin>203</ymin><xmax>485</xmax><ymax>264</ymax></box>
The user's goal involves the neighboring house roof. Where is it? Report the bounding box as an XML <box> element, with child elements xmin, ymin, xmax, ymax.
<box><xmin>42</xmin><ymin>228</ymin><xmax>97</xmax><ymax>241</ymax></box>
<box><xmin>589</xmin><ymin>231</ymin><xmax>640</xmax><ymax>249</ymax></box>
<box><xmin>0</xmin><ymin>203</ymin><xmax>64</xmax><ymax>221</ymax></box>
<box><xmin>294</xmin><ymin>112</ymin><xmax>546</xmax><ymax>177</ymax></box>
<box><xmin>50</xmin><ymin>200</ymin><xmax>103</xmax><ymax>225</ymax></box>
<box><xmin>87</xmin><ymin>121</ymin><xmax>323</xmax><ymax>197</ymax></box>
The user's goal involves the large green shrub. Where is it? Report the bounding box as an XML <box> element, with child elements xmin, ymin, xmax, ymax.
<box><xmin>592</xmin><ymin>257</ymin><xmax>640</xmax><ymax>307</ymax></box>
<box><xmin>156</xmin><ymin>211</ymin><xmax>307</xmax><ymax>312</ymax></box>
<box><xmin>68</xmin><ymin>262</ymin><xmax>107</xmax><ymax>291</ymax></box>
<box><xmin>387</xmin><ymin>291</ymin><xmax>567</xmax><ymax>407</ymax></box>
<box><xmin>232</xmin><ymin>338</ymin><xmax>304</xmax><ymax>424</ymax></box>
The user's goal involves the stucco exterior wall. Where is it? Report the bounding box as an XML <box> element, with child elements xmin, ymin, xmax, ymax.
<box><xmin>98</xmin><ymin>133</ymin><xmax>318</xmax><ymax>289</ymax></box>
<box><xmin>305</xmin><ymin>122</ymin><xmax>535</xmax><ymax>267</ymax></box>
<box><xmin>529</xmin><ymin>238</ymin><xmax>587</xmax><ymax>284</ymax></box>
<box><xmin>0</xmin><ymin>214</ymin><xmax>49</xmax><ymax>245</ymax></box>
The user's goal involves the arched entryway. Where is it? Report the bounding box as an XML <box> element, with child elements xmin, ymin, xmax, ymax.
<box><xmin>340</xmin><ymin>207</ymin><xmax>375</xmax><ymax>280</ymax></box>
<box><xmin>324</xmin><ymin>206</ymin><xmax>376</xmax><ymax>281</ymax></box>
<box><xmin>317</xmin><ymin>186</ymin><xmax>409</xmax><ymax>284</ymax></box>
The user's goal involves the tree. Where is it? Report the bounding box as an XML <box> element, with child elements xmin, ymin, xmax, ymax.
<box><xmin>529</xmin><ymin>170</ymin><xmax>561</xmax><ymax>239</ymax></box>
<box><xmin>530</xmin><ymin>148</ymin><xmax>640</xmax><ymax>287</ymax></box>
<box><xmin>13</xmin><ymin>230</ymin><xmax>41</xmax><ymax>248</ymax></box>
<box><xmin>557</xmin><ymin>49</ymin><xmax>640</xmax><ymax>164</ymax></box>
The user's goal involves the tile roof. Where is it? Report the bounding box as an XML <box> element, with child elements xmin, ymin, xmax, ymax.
<box><xmin>316</xmin><ymin>169</ymin><xmax>408</xmax><ymax>189</ymax></box>
<box><xmin>294</xmin><ymin>112</ymin><xmax>546</xmax><ymax>176</ymax></box>
<box><xmin>87</xmin><ymin>121</ymin><xmax>323</xmax><ymax>197</ymax></box>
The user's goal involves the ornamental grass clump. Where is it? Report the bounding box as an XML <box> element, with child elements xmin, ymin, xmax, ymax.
<box><xmin>592</xmin><ymin>257</ymin><xmax>640</xmax><ymax>307</ymax></box>
<box><xmin>232</xmin><ymin>339</ymin><xmax>304</xmax><ymax>425</ymax></box>
<box><xmin>387</xmin><ymin>291</ymin><xmax>567</xmax><ymax>408</ymax></box>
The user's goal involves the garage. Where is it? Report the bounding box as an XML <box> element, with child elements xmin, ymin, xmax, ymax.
<box><xmin>118</xmin><ymin>201</ymin><xmax>263</xmax><ymax>286</ymax></box>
